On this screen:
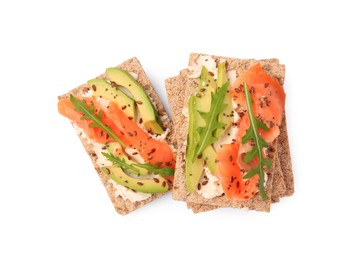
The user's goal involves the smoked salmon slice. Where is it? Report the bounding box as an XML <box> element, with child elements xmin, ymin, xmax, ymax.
<box><xmin>230</xmin><ymin>64</ymin><xmax>285</xmax><ymax>143</ymax></box>
<box><xmin>58</xmin><ymin>96</ymin><xmax>175</xmax><ymax>169</ymax></box>
<box><xmin>58</xmin><ymin>97</ymin><xmax>116</xmax><ymax>144</ymax></box>
<box><xmin>216</xmin><ymin>64</ymin><xmax>285</xmax><ymax>201</ymax></box>
<box><xmin>217</xmin><ymin>143</ymin><xmax>259</xmax><ymax>201</ymax></box>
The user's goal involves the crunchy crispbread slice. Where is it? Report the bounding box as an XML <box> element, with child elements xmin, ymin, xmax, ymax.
<box><xmin>166</xmin><ymin>53</ymin><xmax>293</xmax><ymax>212</ymax></box>
<box><xmin>58</xmin><ymin>57</ymin><xmax>175</xmax><ymax>215</ymax></box>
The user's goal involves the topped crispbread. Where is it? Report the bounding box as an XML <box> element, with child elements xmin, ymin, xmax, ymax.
<box><xmin>165</xmin><ymin>53</ymin><xmax>293</xmax><ymax>212</ymax></box>
<box><xmin>58</xmin><ymin>57</ymin><xmax>175</xmax><ymax>215</ymax></box>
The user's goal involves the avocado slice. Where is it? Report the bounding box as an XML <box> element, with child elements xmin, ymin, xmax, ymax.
<box><xmin>102</xmin><ymin>166</ymin><xmax>168</xmax><ymax>193</ymax></box>
<box><xmin>186</xmin><ymin>96</ymin><xmax>204</xmax><ymax>193</ymax></box>
<box><xmin>87</xmin><ymin>79</ymin><xmax>136</xmax><ymax>120</ymax></box>
<box><xmin>202</xmin><ymin>145</ymin><xmax>217</xmax><ymax>173</ymax></box>
<box><xmin>106</xmin><ymin>142</ymin><xmax>149</xmax><ymax>176</ymax></box>
<box><xmin>105</xmin><ymin>68</ymin><xmax>164</xmax><ymax>134</ymax></box>
<box><xmin>106</xmin><ymin>142</ymin><xmax>123</xmax><ymax>156</ymax></box>
<box><xmin>215</xmin><ymin>62</ymin><xmax>233</xmax><ymax>138</ymax></box>
<box><xmin>195</xmin><ymin>66</ymin><xmax>217</xmax><ymax>113</ymax></box>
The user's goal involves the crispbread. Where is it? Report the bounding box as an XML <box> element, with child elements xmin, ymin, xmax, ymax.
<box><xmin>277</xmin><ymin>114</ymin><xmax>294</xmax><ymax>196</ymax></box>
<box><xmin>58</xmin><ymin>57</ymin><xmax>175</xmax><ymax>215</ymax></box>
<box><xmin>166</xmin><ymin>53</ymin><xmax>292</xmax><ymax>212</ymax></box>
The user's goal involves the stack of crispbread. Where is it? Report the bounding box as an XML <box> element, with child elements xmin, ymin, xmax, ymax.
<box><xmin>165</xmin><ymin>53</ymin><xmax>294</xmax><ymax>213</ymax></box>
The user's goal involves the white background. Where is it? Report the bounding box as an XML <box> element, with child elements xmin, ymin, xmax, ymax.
<box><xmin>0</xmin><ymin>0</ymin><xmax>353</xmax><ymax>259</ymax></box>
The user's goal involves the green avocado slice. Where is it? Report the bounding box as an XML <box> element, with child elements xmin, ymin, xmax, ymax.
<box><xmin>102</xmin><ymin>166</ymin><xmax>168</xmax><ymax>193</ymax></box>
<box><xmin>195</xmin><ymin>66</ymin><xmax>217</xmax><ymax>113</ymax></box>
<box><xmin>186</xmin><ymin>96</ymin><xmax>204</xmax><ymax>193</ymax></box>
<box><xmin>202</xmin><ymin>145</ymin><xmax>217</xmax><ymax>173</ymax></box>
<box><xmin>106</xmin><ymin>68</ymin><xmax>164</xmax><ymax>134</ymax></box>
<box><xmin>87</xmin><ymin>79</ymin><xmax>136</xmax><ymax>120</ymax></box>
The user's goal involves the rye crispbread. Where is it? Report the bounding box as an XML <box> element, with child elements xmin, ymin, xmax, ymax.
<box><xmin>58</xmin><ymin>57</ymin><xmax>175</xmax><ymax>215</ymax></box>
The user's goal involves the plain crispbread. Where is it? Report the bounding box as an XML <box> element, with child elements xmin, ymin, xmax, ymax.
<box><xmin>165</xmin><ymin>53</ymin><xmax>293</xmax><ymax>212</ymax></box>
<box><xmin>58</xmin><ymin>57</ymin><xmax>175</xmax><ymax>215</ymax></box>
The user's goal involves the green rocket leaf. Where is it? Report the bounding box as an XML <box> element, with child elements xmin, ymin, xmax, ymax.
<box><xmin>103</xmin><ymin>152</ymin><xmax>174</xmax><ymax>177</ymax></box>
<box><xmin>69</xmin><ymin>95</ymin><xmax>125</xmax><ymax>147</ymax></box>
<box><xmin>241</xmin><ymin>83</ymin><xmax>272</xmax><ymax>200</ymax></box>
<box><xmin>192</xmin><ymin>82</ymin><xmax>229</xmax><ymax>161</ymax></box>
<box><xmin>132</xmin><ymin>162</ymin><xmax>174</xmax><ymax>177</ymax></box>
<box><xmin>101</xmin><ymin>152</ymin><xmax>140</xmax><ymax>174</ymax></box>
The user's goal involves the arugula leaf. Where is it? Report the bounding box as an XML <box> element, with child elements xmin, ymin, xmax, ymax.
<box><xmin>241</xmin><ymin>83</ymin><xmax>272</xmax><ymax>200</ymax></box>
<box><xmin>103</xmin><ymin>152</ymin><xmax>174</xmax><ymax>177</ymax></box>
<box><xmin>192</xmin><ymin>82</ymin><xmax>229</xmax><ymax>161</ymax></box>
<box><xmin>132</xmin><ymin>163</ymin><xmax>174</xmax><ymax>177</ymax></box>
<box><xmin>69</xmin><ymin>95</ymin><xmax>125</xmax><ymax>147</ymax></box>
<box><xmin>102</xmin><ymin>152</ymin><xmax>140</xmax><ymax>174</ymax></box>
